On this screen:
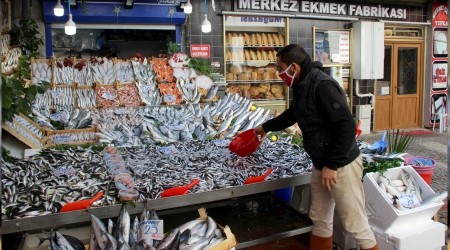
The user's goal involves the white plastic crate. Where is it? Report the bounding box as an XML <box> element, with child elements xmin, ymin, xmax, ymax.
<box><xmin>371</xmin><ymin>220</ymin><xmax>445</xmax><ymax>250</ymax></box>
<box><xmin>363</xmin><ymin>165</ymin><xmax>443</xmax><ymax>232</ymax></box>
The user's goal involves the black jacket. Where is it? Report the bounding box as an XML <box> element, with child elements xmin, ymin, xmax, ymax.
<box><xmin>262</xmin><ymin>61</ymin><xmax>359</xmax><ymax>170</ymax></box>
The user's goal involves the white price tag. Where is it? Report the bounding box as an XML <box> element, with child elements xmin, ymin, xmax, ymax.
<box><xmin>168</xmin><ymin>123</ymin><xmax>186</xmax><ymax>131</ymax></box>
<box><xmin>50</xmin><ymin>112</ymin><xmax>69</xmax><ymax>123</ymax></box>
<box><xmin>50</xmin><ymin>112</ymin><xmax>63</xmax><ymax>122</ymax></box>
<box><xmin>53</xmin><ymin>134</ymin><xmax>71</xmax><ymax>144</ymax></box>
<box><xmin>158</xmin><ymin>145</ymin><xmax>178</xmax><ymax>155</ymax></box>
<box><xmin>164</xmin><ymin>94</ymin><xmax>176</xmax><ymax>103</ymax></box>
<box><xmin>52</xmin><ymin>90</ymin><xmax>66</xmax><ymax>99</ymax></box>
<box><xmin>139</xmin><ymin>220</ymin><xmax>164</xmax><ymax>240</ymax></box>
<box><xmin>155</xmin><ymin>115</ymin><xmax>166</xmax><ymax>123</ymax></box>
<box><xmin>140</xmin><ymin>84</ymin><xmax>155</xmax><ymax>93</ymax></box>
<box><xmin>114</xmin><ymin>109</ymin><xmax>129</xmax><ymax>115</ymax></box>
<box><xmin>52</xmin><ymin>166</ymin><xmax>75</xmax><ymax>177</ymax></box>
<box><xmin>213</xmin><ymin>139</ymin><xmax>231</xmax><ymax>147</ymax></box>
<box><xmin>101</xmin><ymin>92</ymin><xmax>117</xmax><ymax>100</ymax></box>
<box><xmin>398</xmin><ymin>193</ymin><xmax>421</xmax><ymax>209</ymax></box>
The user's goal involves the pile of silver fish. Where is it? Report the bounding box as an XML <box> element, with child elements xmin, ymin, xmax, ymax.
<box><xmin>31</xmin><ymin>60</ymin><xmax>52</xmax><ymax>85</ymax></box>
<box><xmin>2</xmin><ymin>137</ymin><xmax>311</xmax><ymax>219</ymax></box>
<box><xmin>93</xmin><ymin>93</ymin><xmax>270</xmax><ymax>147</ymax></box>
<box><xmin>123</xmin><ymin>139</ymin><xmax>312</xmax><ymax>199</ymax></box>
<box><xmin>38</xmin><ymin>231</ymin><xmax>86</xmax><ymax>250</ymax></box>
<box><xmin>89</xmin><ymin>206</ymin><xmax>228</xmax><ymax>250</ymax></box>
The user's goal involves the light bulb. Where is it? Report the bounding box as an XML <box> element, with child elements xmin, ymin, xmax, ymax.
<box><xmin>184</xmin><ymin>0</ymin><xmax>192</xmax><ymax>14</ymax></box>
<box><xmin>54</xmin><ymin>0</ymin><xmax>64</xmax><ymax>17</ymax></box>
<box><xmin>201</xmin><ymin>14</ymin><xmax>211</xmax><ymax>33</ymax></box>
<box><xmin>65</xmin><ymin>14</ymin><xmax>76</xmax><ymax>35</ymax></box>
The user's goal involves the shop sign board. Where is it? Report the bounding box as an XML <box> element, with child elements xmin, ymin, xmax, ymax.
<box><xmin>224</xmin><ymin>15</ymin><xmax>285</xmax><ymax>27</ymax></box>
<box><xmin>190</xmin><ymin>44</ymin><xmax>210</xmax><ymax>58</ymax></box>
<box><xmin>234</xmin><ymin>0</ymin><xmax>413</xmax><ymax>20</ymax></box>
<box><xmin>428</xmin><ymin>2</ymin><xmax>448</xmax><ymax>127</ymax></box>
<box><xmin>432</xmin><ymin>62</ymin><xmax>448</xmax><ymax>89</ymax></box>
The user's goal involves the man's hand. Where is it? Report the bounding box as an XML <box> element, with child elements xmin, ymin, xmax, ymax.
<box><xmin>321</xmin><ymin>167</ymin><xmax>337</xmax><ymax>191</ymax></box>
<box><xmin>253</xmin><ymin>125</ymin><xmax>267</xmax><ymax>139</ymax></box>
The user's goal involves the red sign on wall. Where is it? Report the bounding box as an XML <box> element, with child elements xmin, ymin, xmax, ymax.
<box><xmin>190</xmin><ymin>44</ymin><xmax>210</xmax><ymax>58</ymax></box>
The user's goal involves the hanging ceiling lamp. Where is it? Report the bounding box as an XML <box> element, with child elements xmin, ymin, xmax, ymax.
<box><xmin>65</xmin><ymin>1</ymin><xmax>76</xmax><ymax>35</ymax></box>
<box><xmin>183</xmin><ymin>0</ymin><xmax>192</xmax><ymax>14</ymax></box>
<box><xmin>65</xmin><ymin>14</ymin><xmax>76</xmax><ymax>35</ymax></box>
<box><xmin>54</xmin><ymin>0</ymin><xmax>64</xmax><ymax>17</ymax></box>
<box><xmin>201</xmin><ymin>0</ymin><xmax>211</xmax><ymax>33</ymax></box>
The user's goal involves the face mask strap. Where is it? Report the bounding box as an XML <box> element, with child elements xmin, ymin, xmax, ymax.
<box><xmin>282</xmin><ymin>64</ymin><xmax>296</xmax><ymax>78</ymax></box>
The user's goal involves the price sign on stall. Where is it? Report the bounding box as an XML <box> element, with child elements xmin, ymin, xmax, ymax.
<box><xmin>213</xmin><ymin>139</ymin><xmax>231</xmax><ymax>147</ymax></box>
<box><xmin>53</xmin><ymin>166</ymin><xmax>76</xmax><ymax>177</ymax></box>
<box><xmin>138</xmin><ymin>220</ymin><xmax>164</xmax><ymax>240</ymax></box>
<box><xmin>157</xmin><ymin>145</ymin><xmax>178</xmax><ymax>155</ymax></box>
<box><xmin>163</xmin><ymin>94</ymin><xmax>176</xmax><ymax>104</ymax></box>
<box><xmin>168</xmin><ymin>123</ymin><xmax>186</xmax><ymax>131</ymax></box>
<box><xmin>50</xmin><ymin>111</ymin><xmax>68</xmax><ymax>122</ymax></box>
<box><xmin>190</xmin><ymin>44</ymin><xmax>210</xmax><ymax>58</ymax></box>
<box><xmin>398</xmin><ymin>193</ymin><xmax>421</xmax><ymax>209</ymax></box>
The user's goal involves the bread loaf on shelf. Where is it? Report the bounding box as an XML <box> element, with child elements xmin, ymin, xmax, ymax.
<box><xmin>244</xmin><ymin>33</ymin><xmax>250</xmax><ymax>45</ymax></box>
<box><xmin>262</xmin><ymin>33</ymin><xmax>268</xmax><ymax>45</ymax></box>
<box><xmin>251</xmin><ymin>33</ymin><xmax>257</xmax><ymax>46</ymax></box>
<box><xmin>273</xmin><ymin>34</ymin><xmax>280</xmax><ymax>45</ymax></box>
<box><xmin>227</xmin><ymin>33</ymin><xmax>232</xmax><ymax>45</ymax></box>
<box><xmin>244</xmin><ymin>50</ymin><xmax>251</xmax><ymax>61</ymax></box>
<box><xmin>278</xmin><ymin>34</ymin><xmax>285</xmax><ymax>45</ymax></box>
<box><xmin>256</xmin><ymin>33</ymin><xmax>262</xmax><ymax>45</ymax></box>
<box><xmin>267</xmin><ymin>34</ymin><xmax>274</xmax><ymax>45</ymax></box>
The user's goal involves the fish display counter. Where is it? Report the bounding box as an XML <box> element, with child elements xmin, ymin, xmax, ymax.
<box><xmin>2</xmin><ymin>137</ymin><xmax>313</xmax><ymax>248</ymax></box>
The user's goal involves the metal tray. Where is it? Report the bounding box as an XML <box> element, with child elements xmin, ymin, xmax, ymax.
<box><xmin>2</xmin><ymin>173</ymin><xmax>311</xmax><ymax>234</ymax></box>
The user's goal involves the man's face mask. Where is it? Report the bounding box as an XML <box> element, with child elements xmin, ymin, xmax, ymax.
<box><xmin>278</xmin><ymin>64</ymin><xmax>296</xmax><ymax>87</ymax></box>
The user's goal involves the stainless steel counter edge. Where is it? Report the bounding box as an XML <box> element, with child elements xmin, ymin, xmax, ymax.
<box><xmin>3</xmin><ymin>173</ymin><xmax>311</xmax><ymax>234</ymax></box>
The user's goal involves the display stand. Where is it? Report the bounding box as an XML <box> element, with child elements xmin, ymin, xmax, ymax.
<box><xmin>3</xmin><ymin>174</ymin><xmax>312</xmax><ymax>249</ymax></box>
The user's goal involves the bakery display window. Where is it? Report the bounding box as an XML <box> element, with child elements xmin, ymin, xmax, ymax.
<box><xmin>223</xmin><ymin>15</ymin><xmax>290</xmax><ymax>114</ymax></box>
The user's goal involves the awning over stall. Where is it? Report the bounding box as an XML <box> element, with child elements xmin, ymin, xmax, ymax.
<box><xmin>43</xmin><ymin>0</ymin><xmax>186</xmax><ymax>24</ymax></box>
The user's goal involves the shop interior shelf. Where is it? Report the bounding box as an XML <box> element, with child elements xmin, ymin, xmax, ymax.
<box><xmin>159</xmin><ymin>193</ymin><xmax>312</xmax><ymax>249</ymax></box>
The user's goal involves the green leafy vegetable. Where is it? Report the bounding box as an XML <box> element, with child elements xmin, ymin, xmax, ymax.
<box><xmin>363</xmin><ymin>158</ymin><xmax>404</xmax><ymax>177</ymax></box>
<box><xmin>188</xmin><ymin>58</ymin><xmax>215</xmax><ymax>78</ymax></box>
<box><xmin>387</xmin><ymin>129</ymin><xmax>413</xmax><ymax>153</ymax></box>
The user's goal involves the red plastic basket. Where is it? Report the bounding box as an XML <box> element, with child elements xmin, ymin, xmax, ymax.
<box><xmin>404</xmin><ymin>156</ymin><xmax>436</xmax><ymax>185</ymax></box>
<box><xmin>229</xmin><ymin>129</ymin><xmax>263</xmax><ymax>157</ymax></box>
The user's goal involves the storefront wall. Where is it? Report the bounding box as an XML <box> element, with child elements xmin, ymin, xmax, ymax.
<box><xmin>13</xmin><ymin>0</ymin><xmax>439</xmax><ymax>132</ymax></box>
<box><xmin>188</xmin><ymin>0</ymin><xmax>435</xmax><ymax>131</ymax></box>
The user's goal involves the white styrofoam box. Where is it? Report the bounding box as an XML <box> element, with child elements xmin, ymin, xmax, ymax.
<box><xmin>363</xmin><ymin>166</ymin><xmax>443</xmax><ymax>232</ymax></box>
<box><xmin>371</xmin><ymin>220</ymin><xmax>446</xmax><ymax>250</ymax></box>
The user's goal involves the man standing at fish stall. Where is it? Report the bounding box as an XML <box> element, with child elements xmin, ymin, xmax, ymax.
<box><xmin>254</xmin><ymin>44</ymin><xmax>378</xmax><ymax>250</ymax></box>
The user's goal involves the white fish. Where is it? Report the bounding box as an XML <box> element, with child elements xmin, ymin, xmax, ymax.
<box><xmin>90</xmin><ymin>214</ymin><xmax>109</xmax><ymax>250</ymax></box>
<box><xmin>421</xmin><ymin>191</ymin><xmax>447</xmax><ymax>206</ymax></box>
<box><xmin>205</xmin><ymin>84</ymin><xmax>219</xmax><ymax>100</ymax></box>
<box><xmin>253</xmin><ymin>109</ymin><xmax>271</xmax><ymax>127</ymax></box>
<box><xmin>178</xmin><ymin>219</ymin><xmax>205</xmax><ymax>234</ymax></box>
<box><xmin>378</xmin><ymin>175</ymin><xmax>401</xmax><ymax>196</ymax></box>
